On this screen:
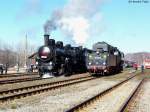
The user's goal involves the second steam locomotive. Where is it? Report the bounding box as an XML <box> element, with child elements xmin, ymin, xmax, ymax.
<box><xmin>87</xmin><ymin>42</ymin><xmax>124</xmax><ymax>75</ymax></box>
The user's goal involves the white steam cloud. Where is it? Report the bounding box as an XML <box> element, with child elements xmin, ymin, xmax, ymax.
<box><xmin>60</xmin><ymin>17</ymin><xmax>90</xmax><ymax>45</ymax></box>
<box><xmin>44</xmin><ymin>0</ymin><xmax>105</xmax><ymax>45</ymax></box>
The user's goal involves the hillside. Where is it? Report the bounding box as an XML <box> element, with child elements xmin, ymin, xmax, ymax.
<box><xmin>125</xmin><ymin>52</ymin><xmax>150</xmax><ymax>65</ymax></box>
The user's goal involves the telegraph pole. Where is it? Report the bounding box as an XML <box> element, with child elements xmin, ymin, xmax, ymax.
<box><xmin>25</xmin><ymin>34</ymin><xmax>28</xmax><ymax>69</ymax></box>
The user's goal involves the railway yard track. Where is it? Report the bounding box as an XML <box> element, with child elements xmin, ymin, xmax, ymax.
<box><xmin>0</xmin><ymin>75</ymin><xmax>96</xmax><ymax>102</ymax></box>
<box><xmin>122</xmin><ymin>78</ymin><xmax>150</xmax><ymax>112</ymax></box>
<box><xmin>0</xmin><ymin>70</ymin><xmax>149</xmax><ymax>112</ymax></box>
<box><xmin>119</xmin><ymin>79</ymin><xmax>145</xmax><ymax>112</ymax></box>
<box><xmin>0</xmin><ymin>72</ymin><xmax>37</xmax><ymax>78</ymax></box>
<box><xmin>66</xmin><ymin>74</ymin><xmax>143</xmax><ymax>112</ymax></box>
<box><xmin>0</xmin><ymin>72</ymin><xmax>40</xmax><ymax>84</ymax></box>
<box><xmin>0</xmin><ymin>77</ymin><xmax>41</xmax><ymax>84</ymax></box>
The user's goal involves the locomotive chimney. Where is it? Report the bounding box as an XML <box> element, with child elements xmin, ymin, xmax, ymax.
<box><xmin>44</xmin><ymin>34</ymin><xmax>49</xmax><ymax>46</ymax></box>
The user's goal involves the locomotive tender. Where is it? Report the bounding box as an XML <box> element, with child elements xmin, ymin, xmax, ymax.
<box><xmin>87</xmin><ymin>42</ymin><xmax>124</xmax><ymax>75</ymax></box>
<box><xmin>36</xmin><ymin>34</ymin><xmax>89</xmax><ymax>77</ymax></box>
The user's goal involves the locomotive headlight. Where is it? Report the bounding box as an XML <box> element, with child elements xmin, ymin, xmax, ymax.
<box><xmin>103</xmin><ymin>62</ymin><xmax>106</xmax><ymax>65</ymax></box>
<box><xmin>89</xmin><ymin>55</ymin><xmax>92</xmax><ymax>58</ymax></box>
<box><xmin>49</xmin><ymin>62</ymin><xmax>52</xmax><ymax>65</ymax></box>
<box><xmin>36</xmin><ymin>62</ymin><xmax>38</xmax><ymax>65</ymax></box>
<box><xmin>89</xmin><ymin>62</ymin><xmax>92</xmax><ymax>65</ymax></box>
<box><xmin>103</xmin><ymin>55</ymin><xmax>107</xmax><ymax>59</ymax></box>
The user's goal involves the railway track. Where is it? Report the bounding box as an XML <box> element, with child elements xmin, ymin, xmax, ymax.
<box><xmin>0</xmin><ymin>77</ymin><xmax>41</xmax><ymax>84</ymax></box>
<box><xmin>0</xmin><ymin>72</ymin><xmax>37</xmax><ymax>78</ymax></box>
<box><xmin>0</xmin><ymin>75</ymin><xmax>96</xmax><ymax>102</ymax></box>
<box><xmin>66</xmin><ymin>74</ymin><xmax>143</xmax><ymax>112</ymax></box>
<box><xmin>0</xmin><ymin>73</ymin><xmax>91</xmax><ymax>85</ymax></box>
<box><xmin>120</xmin><ymin>78</ymin><xmax>145</xmax><ymax>112</ymax></box>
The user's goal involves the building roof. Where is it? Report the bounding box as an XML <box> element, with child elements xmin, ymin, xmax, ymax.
<box><xmin>28</xmin><ymin>52</ymin><xmax>37</xmax><ymax>59</ymax></box>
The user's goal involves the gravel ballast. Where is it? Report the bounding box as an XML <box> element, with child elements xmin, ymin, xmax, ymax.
<box><xmin>125</xmin><ymin>79</ymin><xmax>150</xmax><ymax>112</ymax></box>
<box><xmin>1</xmin><ymin>72</ymin><xmax>136</xmax><ymax>112</ymax></box>
<box><xmin>3</xmin><ymin>80</ymin><xmax>120</xmax><ymax>112</ymax></box>
<box><xmin>0</xmin><ymin>73</ymin><xmax>89</xmax><ymax>91</ymax></box>
<box><xmin>80</xmin><ymin>79</ymin><xmax>141</xmax><ymax>112</ymax></box>
<box><xmin>0</xmin><ymin>70</ymin><xmax>137</xmax><ymax>112</ymax></box>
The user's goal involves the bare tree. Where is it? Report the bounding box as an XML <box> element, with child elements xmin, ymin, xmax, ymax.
<box><xmin>0</xmin><ymin>42</ymin><xmax>17</xmax><ymax>67</ymax></box>
<box><xmin>0</xmin><ymin>36</ymin><xmax>38</xmax><ymax>68</ymax></box>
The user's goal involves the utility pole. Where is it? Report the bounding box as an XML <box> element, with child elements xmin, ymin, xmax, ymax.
<box><xmin>16</xmin><ymin>53</ymin><xmax>19</xmax><ymax>73</ymax></box>
<box><xmin>25</xmin><ymin>34</ymin><xmax>28</xmax><ymax>69</ymax></box>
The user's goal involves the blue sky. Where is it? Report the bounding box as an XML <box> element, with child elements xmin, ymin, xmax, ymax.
<box><xmin>0</xmin><ymin>0</ymin><xmax>149</xmax><ymax>53</ymax></box>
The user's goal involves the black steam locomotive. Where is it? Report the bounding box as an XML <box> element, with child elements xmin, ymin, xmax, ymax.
<box><xmin>87</xmin><ymin>42</ymin><xmax>124</xmax><ymax>75</ymax></box>
<box><xmin>36</xmin><ymin>34</ymin><xmax>90</xmax><ymax>77</ymax></box>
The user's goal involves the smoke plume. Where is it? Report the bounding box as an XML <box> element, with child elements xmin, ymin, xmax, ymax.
<box><xmin>44</xmin><ymin>0</ymin><xmax>105</xmax><ymax>45</ymax></box>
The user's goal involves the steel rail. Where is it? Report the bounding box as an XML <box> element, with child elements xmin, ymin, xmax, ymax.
<box><xmin>0</xmin><ymin>76</ymin><xmax>96</xmax><ymax>102</ymax></box>
<box><xmin>119</xmin><ymin>78</ymin><xmax>145</xmax><ymax>112</ymax></box>
<box><xmin>0</xmin><ymin>73</ymin><xmax>37</xmax><ymax>78</ymax></box>
<box><xmin>66</xmin><ymin>74</ymin><xmax>138</xmax><ymax>112</ymax></box>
